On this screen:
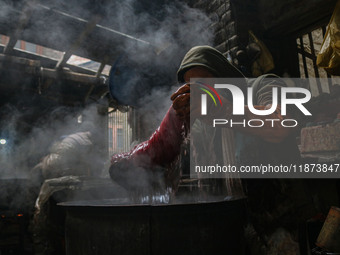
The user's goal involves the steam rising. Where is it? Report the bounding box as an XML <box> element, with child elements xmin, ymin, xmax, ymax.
<box><xmin>0</xmin><ymin>0</ymin><xmax>214</xmax><ymax>205</ymax></box>
<box><xmin>1</xmin><ymin>0</ymin><xmax>214</xmax><ymax>133</ymax></box>
<box><xmin>0</xmin><ymin>104</ymin><xmax>105</xmax><ymax>178</ymax></box>
<box><xmin>111</xmin><ymin>0</ymin><xmax>214</xmax><ymax>134</ymax></box>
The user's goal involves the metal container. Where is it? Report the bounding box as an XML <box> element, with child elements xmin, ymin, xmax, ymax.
<box><xmin>316</xmin><ymin>206</ymin><xmax>340</xmax><ymax>253</ymax></box>
<box><xmin>60</xmin><ymin>198</ymin><xmax>246</xmax><ymax>255</ymax></box>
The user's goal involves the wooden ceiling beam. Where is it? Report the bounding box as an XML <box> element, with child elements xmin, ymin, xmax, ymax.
<box><xmin>0</xmin><ymin>44</ymin><xmax>98</xmax><ymax>75</ymax></box>
<box><xmin>55</xmin><ymin>14</ymin><xmax>103</xmax><ymax>70</ymax></box>
<box><xmin>0</xmin><ymin>53</ymin><xmax>105</xmax><ymax>86</ymax></box>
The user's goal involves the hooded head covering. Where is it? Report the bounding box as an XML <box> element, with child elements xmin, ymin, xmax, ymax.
<box><xmin>177</xmin><ymin>45</ymin><xmax>245</xmax><ymax>82</ymax></box>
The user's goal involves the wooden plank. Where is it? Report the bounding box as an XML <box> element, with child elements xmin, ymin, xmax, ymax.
<box><xmin>0</xmin><ymin>3</ymin><xmax>155</xmax><ymax>65</ymax></box>
<box><xmin>0</xmin><ymin>45</ymin><xmax>98</xmax><ymax>75</ymax></box>
<box><xmin>41</xmin><ymin>67</ymin><xmax>102</xmax><ymax>85</ymax></box>
<box><xmin>308</xmin><ymin>32</ymin><xmax>322</xmax><ymax>94</ymax></box>
<box><xmin>55</xmin><ymin>14</ymin><xmax>102</xmax><ymax>69</ymax></box>
<box><xmin>96</xmin><ymin>62</ymin><xmax>106</xmax><ymax>78</ymax></box>
<box><xmin>0</xmin><ymin>53</ymin><xmax>104</xmax><ymax>85</ymax></box>
<box><xmin>298</xmin><ymin>37</ymin><xmax>309</xmax><ymax>78</ymax></box>
<box><xmin>296</xmin><ymin>48</ymin><xmax>316</xmax><ymax>60</ymax></box>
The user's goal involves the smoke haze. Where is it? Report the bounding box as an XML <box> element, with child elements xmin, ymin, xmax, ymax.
<box><xmin>0</xmin><ymin>0</ymin><xmax>215</xmax><ymax>205</ymax></box>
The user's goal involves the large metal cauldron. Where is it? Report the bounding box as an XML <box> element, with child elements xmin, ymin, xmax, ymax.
<box><xmin>60</xmin><ymin>198</ymin><xmax>246</xmax><ymax>255</ymax></box>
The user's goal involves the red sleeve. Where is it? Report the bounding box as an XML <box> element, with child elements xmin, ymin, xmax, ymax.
<box><xmin>110</xmin><ymin>106</ymin><xmax>185</xmax><ymax>169</ymax></box>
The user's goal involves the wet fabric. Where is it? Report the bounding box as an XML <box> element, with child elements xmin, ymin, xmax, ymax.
<box><xmin>39</xmin><ymin>132</ymin><xmax>103</xmax><ymax>179</ymax></box>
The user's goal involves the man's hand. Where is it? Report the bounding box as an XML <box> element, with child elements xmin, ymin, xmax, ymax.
<box><xmin>171</xmin><ymin>83</ymin><xmax>235</xmax><ymax>124</ymax></box>
<box><xmin>171</xmin><ymin>84</ymin><xmax>190</xmax><ymax>122</ymax></box>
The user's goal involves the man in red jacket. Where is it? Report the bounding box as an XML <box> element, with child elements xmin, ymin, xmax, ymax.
<box><xmin>109</xmin><ymin>45</ymin><xmax>300</xmax><ymax>191</ymax></box>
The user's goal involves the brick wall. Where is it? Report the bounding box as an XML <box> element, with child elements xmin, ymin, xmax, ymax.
<box><xmin>188</xmin><ymin>0</ymin><xmax>238</xmax><ymax>57</ymax></box>
<box><xmin>186</xmin><ymin>0</ymin><xmax>262</xmax><ymax>74</ymax></box>
<box><xmin>184</xmin><ymin>0</ymin><xmax>320</xmax><ymax>77</ymax></box>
